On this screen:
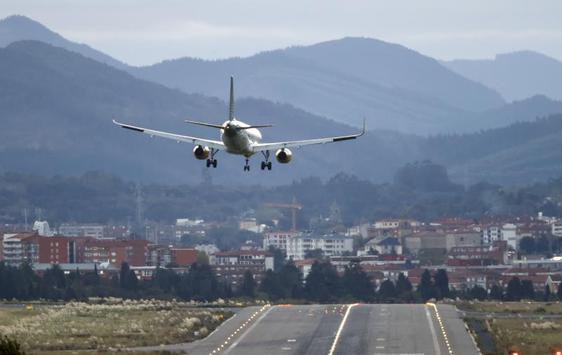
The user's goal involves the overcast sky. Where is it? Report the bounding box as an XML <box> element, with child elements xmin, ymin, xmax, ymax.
<box><xmin>2</xmin><ymin>0</ymin><xmax>562</xmax><ymax>66</ymax></box>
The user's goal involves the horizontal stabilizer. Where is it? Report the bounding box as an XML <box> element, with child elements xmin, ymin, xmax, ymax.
<box><xmin>184</xmin><ymin>120</ymin><xmax>224</xmax><ymax>129</ymax></box>
<box><xmin>239</xmin><ymin>124</ymin><xmax>274</xmax><ymax>129</ymax></box>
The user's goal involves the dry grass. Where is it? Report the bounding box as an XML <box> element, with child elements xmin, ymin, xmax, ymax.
<box><xmin>487</xmin><ymin>318</ymin><xmax>562</xmax><ymax>354</ymax></box>
<box><xmin>459</xmin><ymin>301</ymin><xmax>562</xmax><ymax>314</ymax></box>
<box><xmin>0</xmin><ymin>299</ymin><xmax>232</xmax><ymax>353</ymax></box>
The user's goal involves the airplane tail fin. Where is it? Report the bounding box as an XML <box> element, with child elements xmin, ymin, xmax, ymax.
<box><xmin>229</xmin><ymin>76</ymin><xmax>235</xmax><ymax>121</ymax></box>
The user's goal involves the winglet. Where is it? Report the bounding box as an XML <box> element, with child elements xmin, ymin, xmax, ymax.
<box><xmin>228</xmin><ymin>76</ymin><xmax>235</xmax><ymax>121</ymax></box>
<box><xmin>359</xmin><ymin>118</ymin><xmax>366</xmax><ymax>137</ymax></box>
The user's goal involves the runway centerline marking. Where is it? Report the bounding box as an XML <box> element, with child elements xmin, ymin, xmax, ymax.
<box><xmin>327</xmin><ymin>303</ymin><xmax>358</xmax><ymax>355</ymax></box>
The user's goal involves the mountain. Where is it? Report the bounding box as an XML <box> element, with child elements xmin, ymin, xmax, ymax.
<box><xmin>130</xmin><ymin>37</ymin><xmax>505</xmax><ymax>135</ymax></box>
<box><xmin>444</xmin><ymin>51</ymin><xmax>562</xmax><ymax>102</ymax></box>
<box><xmin>0</xmin><ymin>15</ymin><xmax>127</xmax><ymax>70</ymax></box>
<box><xmin>0</xmin><ymin>40</ymin><xmax>425</xmax><ymax>185</ymax></box>
<box><xmin>1</xmin><ymin>41</ymin><xmax>562</xmax><ymax>186</ymax></box>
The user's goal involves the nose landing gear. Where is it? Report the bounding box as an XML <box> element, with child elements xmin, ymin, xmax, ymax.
<box><xmin>243</xmin><ymin>158</ymin><xmax>251</xmax><ymax>171</ymax></box>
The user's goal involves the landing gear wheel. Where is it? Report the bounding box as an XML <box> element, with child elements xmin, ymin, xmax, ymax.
<box><xmin>206</xmin><ymin>159</ymin><xmax>211</xmax><ymax>168</ymax></box>
<box><xmin>261</xmin><ymin>161</ymin><xmax>266</xmax><ymax>170</ymax></box>
<box><xmin>212</xmin><ymin>159</ymin><xmax>218</xmax><ymax>168</ymax></box>
<box><xmin>267</xmin><ymin>162</ymin><xmax>272</xmax><ymax>170</ymax></box>
<box><xmin>244</xmin><ymin>159</ymin><xmax>250</xmax><ymax>171</ymax></box>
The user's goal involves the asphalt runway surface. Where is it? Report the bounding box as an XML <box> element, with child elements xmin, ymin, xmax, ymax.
<box><xmin>135</xmin><ymin>303</ymin><xmax>479</xmax><ymax>355</ymax></box>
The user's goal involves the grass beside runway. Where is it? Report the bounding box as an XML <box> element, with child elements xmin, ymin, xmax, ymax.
<box><xmin>0</xmin><ymin>299</ymin><xmax>232</xmax><ymax>354</ymax></box>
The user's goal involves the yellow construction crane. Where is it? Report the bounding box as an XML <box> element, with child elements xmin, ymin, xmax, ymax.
<box><xmin>264</xmin><ymin>197</ymin><xmax>303</xmax><ymax>232</ymax></box>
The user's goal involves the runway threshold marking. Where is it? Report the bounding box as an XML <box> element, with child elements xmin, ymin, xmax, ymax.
<box><xmin>327</xmin><ymin>303</ymin><xmax>358</xmax><ymax>355</ymax></box>
<box><xmin>426</xmin><ymin>303</ymin><xmax>454</xmax><ymax>355</ymax></box>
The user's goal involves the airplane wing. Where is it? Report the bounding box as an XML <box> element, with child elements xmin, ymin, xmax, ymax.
<box><xmin>252</xmin><ymin>120</ymin><xmax>365</xmax><ymax>152</ymax></box>
<box><xmin>113</xmin><ymin>120</ymin><xmax>225</xmax><ymax>150</ymax></box>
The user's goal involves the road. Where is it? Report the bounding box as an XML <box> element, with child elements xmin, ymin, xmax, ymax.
<box><xmin>135</xmin><ymin>303</ymin><xmax>479</xmax><ymax>355</ymax></box>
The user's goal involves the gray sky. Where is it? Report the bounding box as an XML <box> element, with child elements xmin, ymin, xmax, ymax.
<box><xmin>2</xmin><ymin>0</ymin><xmax>562</xmax><ymax>66</ymax></box>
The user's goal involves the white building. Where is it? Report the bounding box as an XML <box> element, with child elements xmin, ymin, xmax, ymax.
<box><xmin>32</xmin><ymin>221</ymin><xmax>53</xmax><ymax>237</ymax></box>
<box><xmin>552</xmin><ymin>222</ymin><xmax>562</xmax><ymax>237</ymax></box>
<box><xmin>481</xmin><ymin>225</ymin><xmax>501</xmax><ymax>245</ymax></box>
<box><xmin>194</xmin><ymin>243</ymin><xmax>220</xmax><ymax>255</ymax></box>
<box><xmin>59</xmin><ymin>224</ymin><xmax>104</xmax><ymax>239</ymax></box>
<box><xmin>2</xmin><ymin>234</ymin><xmax>25</xmax><ymax>266</ymax></box>
<box><xmin>501</xmin><ymin>224</ymin><xmax>518</xmax><ymax>250</ymax></box>
<box><xmin>264</xmin><ymin>232</ymin><xmax>353</xmax><ymax>260</ymax></box>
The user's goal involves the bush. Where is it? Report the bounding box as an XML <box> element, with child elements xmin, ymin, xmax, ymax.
<box><xmin>0</xmin><ymin>335</ymin><xmax>25</xmax><ymax>355</ymax></box>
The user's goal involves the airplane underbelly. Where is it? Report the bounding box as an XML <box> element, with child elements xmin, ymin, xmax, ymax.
<box><xmin>222</xmin><ymin>134</ymin><xmax>253</xmax><ymax>156</ymax></box>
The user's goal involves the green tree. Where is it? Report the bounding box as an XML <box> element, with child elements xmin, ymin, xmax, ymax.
<box><xmin>396</xmin><ymin>273</ymin><xmax>413</xmax><ymax>294</ymax></box>
<box><xmin>278</xmin><ymin>261</ymin><xmax>303</xmax><ymax>299</ymax></box>
<box><xmin>260</xmin><ymin>269</ymin><xmax>283</xmax><ymax>300</ymax></box>
<box><xmin>469</xmin><ymin>285</ymin><xmax>487</xmax><ymax>301</ymax></box>
<box><xmin>378</xmin><ymin>279</ymin><xmax>397</xmax><ymax>302</ymax></box>
<box><xmin>418</xmin><ymin>269</ymin><xmax>436</xmax><ymax>301</ymax></box>
<box><xmin>240</xmin><ymin>270</ymin><xmax>256</xmax><ymax>298</ymax></box>
<box><xmin>544</xmin><ymin>284</ymin><xmax>552</xmax><ymax>301</ymax></box>
<box><xmin>520</xmin><ymin>280</ymin><xmax>535</xmax><ymax>300</ymax></box>
<box><xmin>268</xmin><ymin>246</ymin><xmax>285</xmax><ymax>272</ymax></box>
<box><xmin>506</xmin><ymin>277</ymin><xmax>522</xmax><ymax>301</ymax></box>
<box><xmin>119</xmin><ymin>262</ymin><xmax>138</xmax><ymax>292</ymax></box>
<box><xmin>304</xmin><ymin>261</ymin><xmax>341</xmax><ymax>303</ymax></box>
<box><xmin>342</xmin><ymin>263</ymin><xmax>374</xmax><ymax>302</ymax></box>
<box><xmin>490</xmin><ymin>284</ymin><xmax>503</xmax><ymax>300</ymax></box>
<box><xmin>434</xmin><ymin>269</ymin><xmax>449</xmax><ymax>299</ymax></box>
<box><xmin>519</xmin><ymin>236</ymin><xmax>535</xmax><ymax>254</ymax></box>
<box><xmin>184</xmin><ymin>263</ymin><xmax>219</xmax><ymax>301</ymax></box>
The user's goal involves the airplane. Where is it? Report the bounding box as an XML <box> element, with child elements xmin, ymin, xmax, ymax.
<box><xmin>113</xmin><ymin>77</ymin><xmax>365</xmax><ymax>171</ymax></box>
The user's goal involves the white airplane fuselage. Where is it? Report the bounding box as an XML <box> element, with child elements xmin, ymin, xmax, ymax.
<box><xmin>220</xmin><ymin>119</ymin><xmax>262</xmax><ymax>157</ymax></box>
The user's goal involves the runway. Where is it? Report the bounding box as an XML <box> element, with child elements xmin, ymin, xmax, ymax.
<box><xmin>136</xmin><ymin>303</ymin><xmax>479</xmax><ymax>355</ymax></box>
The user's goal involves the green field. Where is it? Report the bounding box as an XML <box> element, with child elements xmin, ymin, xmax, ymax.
<box><xmin>0</xmin><ymin>299</ymin><xmax>232</xmax><ymax>353</ymax></box>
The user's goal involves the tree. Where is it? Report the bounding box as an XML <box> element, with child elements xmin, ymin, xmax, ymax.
<box><xmin>520</xmin><ymin>280</ymin><xmax>535</xmax><ymax>300</ymax></box>
<box><xmin>304</xmin><ymin>248</ymin><xmax>324</xmax><ymax>260</ymax></box>
<box><xmin>434</xmin><ymin>269</ymin><xmax>449</xmax><ymax>299</ymax></box>
<box><xmin>506</xmin><ymin>277</ymin><xmax>522</xmax><ymax>301</ymax></box>
<box><xmin>557</xmin><ymin>283</ymin><xmax>562</xmax><ymax>301</ymax></box>
<box><xmin>304</xmin><ymin>261</ymin><xmax>341</xmax><ymax>303</ymax></box>
<box><xmin>544</xmin><ymin>284</ymin><xmax>552</xmax><ymax>301</ymax></box>
<box><xmin>378</xmin><ymin>279</ymin><xmax>397</xmax><ymax>302</ymax></box>
<box><xmin>196</xmin><ymin>251</ymin><xmax>209</xmax><ymax>265</ymax></box>
<box><xmin>342</xmin><ymin>263</ymin><xmax>375</xmax><ymax>302</ymax></box>
<box><xmin>240</xmin><ymin>270</ymin><xmax>256</xmax><ymax>298</ymax></box>
<box><xmin>519</xmin><ymin>236</ymin><xmax>535</xmax><ymax>254</ymax></box>
<box><xmin>278</xmin><ymin>261</ymin><xmax>303</xmax><ymax>299</ymax></box>
<box><xmin>489</xmin><ymin>284</ymin><xmax>503</xmax><ymax>300</ymax></box>
<box><xmin>260</xmin><ymin>269</ymin><xmax>283</xmax><ymax>300</ymax></box>
<box><xmin>418</xmin><ymin>269</ymin><xmax>436</xmax><ymax>301</ymax></box>
<box><xmin>469</xmin><ymin>285</ymin><xmax>487</xmax><ymax>301</ymax></box>
<box><xmin>184</xmin><ymin>263</ymin><xmax>219</xmax><ymax>301</ymax></box>
<box><xmin>119</xmin><ymin>262</ymin><xmax>138</xmax><ymax>292</ymax></box>
<box><xmin>396</xmin><ymin>273</ymin><xmax>414</xmax><ymax>301</ymax></box>
<box><xmin>268</xmin><ymin>246</ymin><xmax>285</xmax><ymax>272</ymax></box>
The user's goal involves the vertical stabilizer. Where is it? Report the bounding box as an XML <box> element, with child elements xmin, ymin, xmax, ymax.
<box><xmin>229</xmin><ymin>76</ymin><xmax>235</xmax><ymax>121</ymax></box>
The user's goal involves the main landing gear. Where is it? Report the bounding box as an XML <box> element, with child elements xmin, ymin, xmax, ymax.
<box><xmin>260</xmin><ymin>151</ymin><xmax>272</xmax><ymax>171</ymax></box>
<box><xmin>206</xmin><ymin>148</ymin><xmax>218</xmax><ymax>168</ymax></box>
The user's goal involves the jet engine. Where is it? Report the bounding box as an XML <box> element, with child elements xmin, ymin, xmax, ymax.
<box><xmin>275</xmin><ymin>148</ymin><xmax>292</xmax><ymax>164</ymax></box>
<box><xmin>193</xmin><ymin>145</ymin><xmax>210</xmax><ymax>160</ymax></box>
